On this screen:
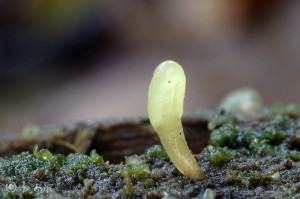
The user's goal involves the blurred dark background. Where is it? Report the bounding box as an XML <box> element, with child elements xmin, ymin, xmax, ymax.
<box><xmin>1</xmin><ymin>0</ymin><xmax>300</xmax><ymax>131</ymax></box>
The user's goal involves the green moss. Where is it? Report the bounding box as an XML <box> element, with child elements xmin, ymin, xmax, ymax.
<box><xmin>261</xmin><ymin>127</ymin><xmax>285</xmax><ymax>143</ymax></box>
<box><xmin>65</xmin><ymin>153</ymin><xmax>92</xmax><ymax>170</ymax></box>
<box><xmin>209</xmin><ymin>114</ymin><xmax>300</xmax><ymax>163</ymax></box>
<box><xmin>0</xmin><ymin>145</ymin><xmax>111</xmax><ymax>197</ymax></box>
<box><xmin>204</xmin><ymin>146</ymin><xmax>232</xmax><ymax>165</ymax></box>
<box><xmin>89</xmin><ymin>150</ymin><xmax>104</xmax><ymax>164</ymax></box>
<box><xmin>2</xmin><ymin>104</ymin><xmax>300</xmax><ymax>198</ymax></box>
<box><xmin>249</xmin><ymin>139</ymin><xmax>275</xmax><ymax>155</ymax></box>
<box><xmin>210</xmin><ymin>124</ymin><xmax>238</xmax><ymax>148</ymax></box>
<box><xmin>208</xmin><ymin>103</ymin><xmax>300</xmax><ymax>131</ymax></box>
<box><xmin>287</xmin><ymin>150</ymin><xmax>300</xmax><ymax>161</ymax></box>
<box><xmin>1</xmin><ymin>152</ymin><xmax>45</xmax><ymax>181</ymax></box>
<box><xmin>295</xmin><ymin>130</ymin><xmax>300</xmax><ymax>143</ymax></box>
<box><xmin>145</xmin><ymin>145</ymin><xmax>167</xmax><ymax>159</ymax></box>
<box><xmin>0</xmin><ymin>151</ymin><xmax>65</xmax><ymax>197</ymax></box>
<box><xmin>128</xmin><ymin>164</ymin><xmax>150</xmax><ymax>180</ymax></box>
<box><xmin>125</xmin><ymin>155</ymin><xmax>150</xmax><ymax>180</ymax></box>
<box><xmin>33</xmin><ymin>144</ymin><xmax>53</xmax><ymax>160</ymax></box>
<box><xmin>271</xmin><ymin>115</ymin><xmax>296</xmax><ymax>129</ymax></box>
<box><xmin>211</xmin><ymin>116</ymin><xmax>292</xmax><ymax>152</ymax></box>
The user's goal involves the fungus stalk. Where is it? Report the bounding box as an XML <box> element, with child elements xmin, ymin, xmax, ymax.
<box><xmin>147</xmin><ymin>60</ymin><xmax>205</xmax><ymax>180</ymax></box>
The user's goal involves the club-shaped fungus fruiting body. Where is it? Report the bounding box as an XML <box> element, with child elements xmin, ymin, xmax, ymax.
<box><xmin>147</xmin><ymin>60</ymin><xmax>205</xmax><ymax>180</ymax></box>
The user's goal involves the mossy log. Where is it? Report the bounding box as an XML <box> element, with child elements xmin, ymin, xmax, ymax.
<box><xmin>0</xmin><ymin>115</ymin><xmax>211</xmax><ymax>164</ymax></box>
<box><xmin>1</xmin><ymin>106</ymin><xmax>300</xmax><ymax>198</ymax></box>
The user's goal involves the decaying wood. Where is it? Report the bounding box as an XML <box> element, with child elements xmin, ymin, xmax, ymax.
<box><xmin>0</xmin><ymin>116</ymin><xmax>211</xmax><ymax>163</ymax></box>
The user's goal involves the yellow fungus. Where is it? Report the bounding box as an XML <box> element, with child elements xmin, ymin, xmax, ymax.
<box><xmin>147</xmin><ymin>60</ymin><xmax>205</xmax><ymax>180</ymax></box>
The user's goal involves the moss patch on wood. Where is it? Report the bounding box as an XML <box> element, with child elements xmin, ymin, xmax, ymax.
<box><xmin>1</xmin><ymin>105</ymin><xmax>300</xmax><ymax>198</ymax></box>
